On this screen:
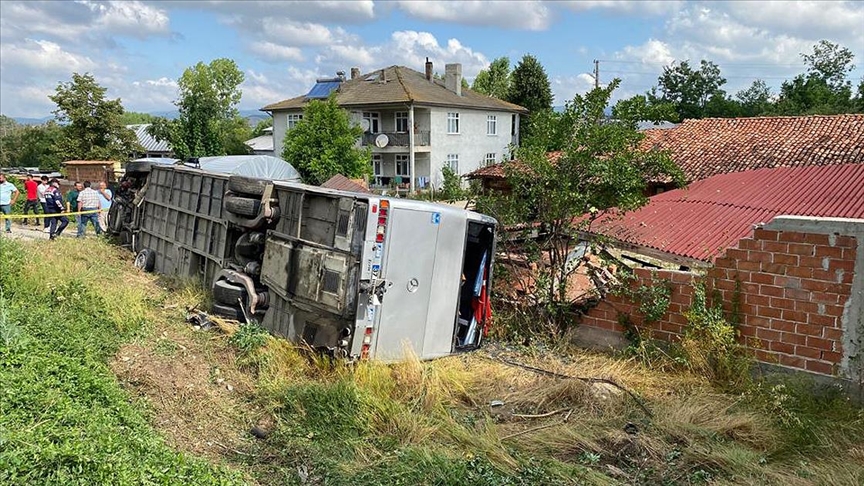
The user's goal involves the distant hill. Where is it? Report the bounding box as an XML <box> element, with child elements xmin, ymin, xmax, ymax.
<box><xmin>12</xmin><ymin>109</ymin><xmax>269</xmax><ymax>126</ymax></box>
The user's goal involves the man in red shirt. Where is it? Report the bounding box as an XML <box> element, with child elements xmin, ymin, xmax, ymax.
<box><xmin>22</xmin><ymin>174</ymin><xmax>41</xmax><ymax>226</ymax></box>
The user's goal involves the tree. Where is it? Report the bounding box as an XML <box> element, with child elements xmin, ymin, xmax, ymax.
<box><xmin>651</xmin><ymin>60</ymin><xmax>727</xmax><ymax>120</ymax></box>
<box><xmin>735</xmin><ymin>80</ymin><xmax>772</xmax><ymax>117</ymax></box>
<box><xmin>479</xmin><ymin>79</ymin><xmax>685</xmax><ymax>326</ymax></box>
<box><xmin>0</xmin><ymin>122</ymin><xmax>64</xmax><ymax>170</ymax></box>
<box><xmin>508</xmin><ymin>54</ymin><xmax>553</xmax><ymax>114</ymax></box>
<box><xmin>148</xmin><ymin>58</ymin><xmax>245</xmax><ymax>159</ymax></box>
<box><xmin>472</xmin><ymin>57</ymin><xmax>511</xmax><ymax>99</ymax></box>
<box><xmin>803</xmin><ymin>40</ymin><xmax>855</xmax><ymax>90</ymax></box>
<box><xmin>281</xmin><ymin>95</ymin><xmax>370</xmax><ymax>185</ymax></box>
<box><xmin>251</xmin><ymin>118</ymin><xmax>273</xmax><ymax>137</ymax></box>
<box><xmin>772</xmin><ymin>40</ymin><xmax>859</xmax><ymax>115</ymax></box>
<box><xmin>118</xmin><ymin>111</ymin><xmax>155</xmax><ymax>125</ymax></box>
<box><xmin>50</xmin><ymin>72</ymin><xmax>139</xmax><ymax>161</ymax></box>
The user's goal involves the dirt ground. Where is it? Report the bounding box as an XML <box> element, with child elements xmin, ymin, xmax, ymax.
<box><xmin>109</xmin><ymin>311</ymin><xmax>269</xmax><ymax>465</ymax></box>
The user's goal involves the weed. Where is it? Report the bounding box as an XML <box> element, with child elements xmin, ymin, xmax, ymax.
<box><xmin>228</xmin><ymin>322</ymin><xmax>269</xmax><ymax>355</ymax></box>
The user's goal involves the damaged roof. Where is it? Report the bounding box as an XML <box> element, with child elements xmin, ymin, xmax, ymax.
<box><xmin>262</xmin><ymin>65</ymin><xmax>527</xmax><ymax>113</ymax></box>
<box><xmin>587</xmin><ymin>163</ymin><xmax>864</xmax><ymax>263</ymax></box>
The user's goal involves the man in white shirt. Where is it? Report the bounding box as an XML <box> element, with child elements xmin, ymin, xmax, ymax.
<box><xmin>0</xmin><ymin>173</ymin><xmax>20</xmax><ymax>233</ymax></box>
<box><xmin>37</xmin><ymin>175</ymin><xmax>50</xmax><ymax>231</ymax></box>
<box><xmin>97</xmin><ymin>181</ymin><xmax>113</xmax><ymax>232</ymax></box>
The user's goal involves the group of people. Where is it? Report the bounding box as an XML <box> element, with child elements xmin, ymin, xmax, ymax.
<box><xmin>0</xmin><ymin>173</ymin><xmax>113</xmax><ymax>240</ymax></box>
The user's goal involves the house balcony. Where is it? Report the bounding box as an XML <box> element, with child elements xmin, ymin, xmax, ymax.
<box><xmin>361</xmin><ymin>131</ymin><xmax>431</xmax><ymax>150</ymax></box>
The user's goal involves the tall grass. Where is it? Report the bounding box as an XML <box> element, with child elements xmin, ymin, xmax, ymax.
<box><xmin>0</xmin><ymin>238</ymin><xmax>244</xmax><ymax>485</ymax></box>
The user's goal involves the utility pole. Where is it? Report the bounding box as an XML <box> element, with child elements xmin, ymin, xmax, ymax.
<box><xmin>593</xmin><ymin>59</ymin><xmax>600</xmax><ymax>89</ymax></box>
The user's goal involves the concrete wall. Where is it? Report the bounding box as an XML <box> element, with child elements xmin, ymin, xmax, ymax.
<box><xmin>576</xmin><ymin>216</ymin><xmax>864</xmax><ymax>387</ymax></box>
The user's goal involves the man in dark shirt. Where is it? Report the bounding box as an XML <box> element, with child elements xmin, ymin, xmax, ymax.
<box><xmin>66</xmin><ymin>181</ymin><xmax>82</xmax><ymax>223</ymax></box>
<box><xmin>44</xmin><ymin>179</ymin><xmax>68</xmax><ymax>240</ymax></box>
<box><xmin>22</xmin><ymin>174</ymin><xmax>41</xmax><ymax>226</ymax></box>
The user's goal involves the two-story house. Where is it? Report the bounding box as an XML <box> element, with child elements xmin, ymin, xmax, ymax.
<box><xmin>262</xmin><ymin>60</ymin><xmax>527</xmax><ymax>192</ymax></box>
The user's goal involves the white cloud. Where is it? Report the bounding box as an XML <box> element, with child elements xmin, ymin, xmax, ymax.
<box><xmin>560</xmin><ymin>1</ymin><xmax>683</xmax><ymax>15</ymax></box>
<box><xmin>617</xmin><ymin>39</ymin><xmax>675</xmax><ymax>65</ymax></box>
<box><xmin>248</xmin><ymin>41</ymin><xmax>305</xmax><ymax>63</ymax></box>
<box><xmin>0</xmin><ymin>39</ymin><xmax>97</xmax><ymax>75</ymax></box>
<box><xmin>260</xmin><ymin>19</ymin><xmax>352</xmax><ymax>46</ymax></box>
<box><xmin>176</xmin><ymin>0</ymin><xmax>376</xmax><ymax>23</ymax></box>
<box><xmin>721</xmin><ymin>1</ymin><xmax>864</xmax><ymax>44</ymax></box>
<box><xmin>552</xmin><ymin>73</ymin><xmax>596</xmax><ymax>104</ymax></box>
<box><xmin>84</xmin><ymin>0</ymin><xmax>171</xmax><ymax>37</ymax></box>
<box><xmin>395</xmin><ymin>1</ymin><xmax>550</xmax><ymax>31</ymax></box>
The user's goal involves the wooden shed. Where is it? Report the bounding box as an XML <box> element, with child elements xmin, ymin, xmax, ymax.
<box><xmin>62</xmin><ymin>160</ymin><xmax>119</xmax><ymax>183</ymax></box>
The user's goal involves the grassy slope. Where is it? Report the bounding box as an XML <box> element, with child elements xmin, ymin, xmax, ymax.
<box><xmin>0</xmin><ymin>238</ymin><xmax>244</xmax><ymax>485</ymax></box>
<box><xmin>2</xmin><ymin>238</ymin><xmax>863</xmax><ymax>485</ymax></box>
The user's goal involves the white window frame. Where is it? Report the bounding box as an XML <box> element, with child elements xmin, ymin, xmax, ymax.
<box><xmin>484</xmin><ymin>153</ymin><xmax>496</xmax><ymax>166</ymax></box>
<box><xmin>395</xmin><ymin>154</ymin><xmax>410</xmax><ymax>177</ymax></box>
<box><xmin>447</xmin><ymin>112</ymin><xmax>460</xmax><ymax>134</ymax></box>
<box><xmin>372</xmin><ymin>154</ymin><xmax>383</xmax><ymax>177</ymax></box>
<box><xmin>362</xmin><ymin>112</ymin><xmax>380</xmax><ymax>133</ymax></box>
<box><xmin>446</xmin><ymin>154</ymin><xmax>459</xmax><ymax>174</ymax></box>
<box><xmin>287</xmin><ymin>113</ymin><xmax>303</xmax><ymax>130</ymax></box>
<box><xmin>395</xmin><ymin>112</ymin><xmax>409</xmax><ymax>133</ymax></box>
<box><xmin>486</xmin><ymin>115</ymin><xmax>497</xmax><ymax>136</ymax></box>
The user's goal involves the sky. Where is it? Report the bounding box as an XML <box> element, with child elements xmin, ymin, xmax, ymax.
<box><xmin>1</xmin><ymin>0</ymin><xmax>862</xmax><ymax>119</ymax></box>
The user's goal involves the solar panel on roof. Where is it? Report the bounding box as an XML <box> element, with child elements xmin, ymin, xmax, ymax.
<box><xmin>306</xmin><ymin>81</ymin><xmax>341</xmax><ymax>99</ymax></box>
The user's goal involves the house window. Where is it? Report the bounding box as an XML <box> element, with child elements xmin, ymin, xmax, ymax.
<box><xmin>484</xmin><ymin>153</ymin><xmax>496</xmax><ymax>166</ymax></box>
<box><xmin>287</xmin><ymin>113</ymin><xmax>303</xmax><ymax>129</ymax></box>
<box><xmin>396</xmin><ymin>154</ymin><xmax>410</xmax><ymax>177</ymax></box>
<box><xmin>372</xmin><ymin>154</ymin><xmax>383</xmax><ymax>177</ymax></box>
<box><xmin>446</xmin><ymin>154</ymin><xmax>459</xmax><ymax>174</ymax></box>
<box><xmin>362</xmin><ymin>112</ymin><xmax>380</xmax><ymax>133</ymax></box>
<box><xmin>486</xmin><ymin>115</ymin><xmax>497</xmax><ymax>135</ymax></box>
<box><xmin>395</xmin><ymin>112</ymin><xmax>409</xmax><ymax>133</ymax></box>
<box><xmin>447</xmin><ymin>112</ymin><xmax>460</xmax><ymax>134</ymax></box>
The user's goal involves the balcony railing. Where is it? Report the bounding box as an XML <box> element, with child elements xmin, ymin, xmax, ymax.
<box><xmin>361</xmin><ymin>131</ymin><xmax>430</xmax><ymax>147</ymax></box>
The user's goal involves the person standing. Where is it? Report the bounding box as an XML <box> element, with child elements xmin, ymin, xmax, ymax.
<box><xmin>66</xmin><ymin>182</ymin><xmax>82</xmax><ymax>224</ymax></box>
<box><xmin>22</xmin><ymin>174</ymin><xmax>41</xmax><ymax>226</ymax></box>
<box><xmin>37</xmin><ymin>176</ymin><xmax>50</xmax><ymax>232</ymax></box>
<box><xmin>44</xmin><ymin>178</ymin><xmax>68</xmax><ymax>240</ymax></box>
<box><xmin>0</xmin><ymin>173</ymin><xmax>20</xmax><ymax>234</ymax></box>
<box><xmin>76</xmin><ymin>181</ymin><xmax>102</xmax><ymax>237</ymax></box>
<box><xmin>97</xmin><ymin>181</ymin><xmax>112</xmax><ymax>232</ymax></box>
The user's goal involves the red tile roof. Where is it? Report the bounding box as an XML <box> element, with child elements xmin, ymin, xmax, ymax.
<box><xmin>587</xmin><ymin>163</ymin><xmax>864</xmax><ymax>263</ymax></box>
<box><xmin>468</xmin><ymin>114</ymin><xmax>864</xmax><ymax>182</ymax></box>
<box><xmin>642</xmin><ymin>114</ymin><xmax>864</xmax><ymax>182</ymax></box>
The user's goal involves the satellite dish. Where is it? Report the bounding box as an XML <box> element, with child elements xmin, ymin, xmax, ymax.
<box><xmin>360</xmin><ymin>119</ymin><xmax>371</xmax><ymax>132</ymax></box>
<box><xmin>374</xmin><ymin>134</ymin><xmax>389</xmax><ymax>148</ymax></box>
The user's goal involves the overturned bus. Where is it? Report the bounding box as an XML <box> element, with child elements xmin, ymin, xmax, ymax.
<box><xmin>108</xmin><ymin>158</ymin><xmax>496</xmax><ymax>360</ymax></box>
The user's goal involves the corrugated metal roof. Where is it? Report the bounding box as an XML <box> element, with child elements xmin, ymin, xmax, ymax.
<box><xmin>589</xmin><ymin>163</ymin><xmax>864</xmax><ymax>262</ymax></box>
<box><xmin>244</xmin><ymin>134</ymin><xmax>274</xmax><ymax>151</ymax></box>
<box><xmin>128</xmin><ymin>124</ymin><xmax>171</xmax><ymax>153</ymax></box>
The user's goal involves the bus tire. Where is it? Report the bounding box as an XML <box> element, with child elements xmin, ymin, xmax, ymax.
<box><xmin>107</xmin><ymin>202</ymin><xmax>125</xmax><ymax>234</ymax></box>
<box><xmin>213</xmin><ymin>279</ymin><xmax>248</xmax><ymax>306</ymax></box>
<box><xmin>134</xmin><ymin>249</ymin><xmax>155</xmax><ymax>272</ymax></box>
<box><xmin>228</xmin><ymin>176</ymin><xmax>268</xmax><ymax>197</ymax></box>
<box><xmin>225</xmin><ymin>196</ymin><xmax>261</xmax><ymax>217</ymax></box>
<box><xmin>212</xmin><ymin>303</ymin><xmax>244</xmax><ymax>321</ymax></box>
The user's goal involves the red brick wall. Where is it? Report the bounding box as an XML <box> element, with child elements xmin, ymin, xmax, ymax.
<box><xmin>580</xmin><ymin>228</ymin><xmax>858</xmax><ymax>376</ymax></box>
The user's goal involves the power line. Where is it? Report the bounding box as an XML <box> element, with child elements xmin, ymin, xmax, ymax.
<box><xmin>604</xmin><ymin>69</ymin><xmax>798</xmax><ymax>80</ymax></box>
<box><xmin>598</xmin><ymin>59</ymin><xmax>806</xmax><ymax>68</ymax></box>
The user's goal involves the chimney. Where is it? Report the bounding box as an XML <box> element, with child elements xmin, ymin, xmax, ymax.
<box><xmin>444</xmin><ymin>63</ymin><xmax>462</xmax><ymax>96</ymax></box>
<box><xmin>350</xmin><ymin>67</ymin><xmax>360</xmax><ymax>80</ymax></box>
<box><xmin>425</xmin><ymin>57</ymin><xmax>433</xmax><ymax>81</ymax></box>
